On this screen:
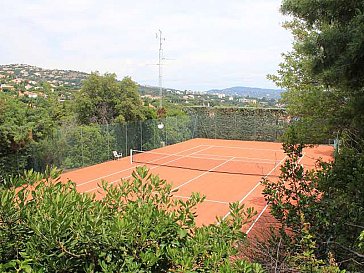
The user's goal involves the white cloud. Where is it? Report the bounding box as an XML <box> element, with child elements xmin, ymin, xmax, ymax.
<box><xmin>0</xmin><ymin>0</ymin><xmax>292</xmax><ymax>90</ymax></box>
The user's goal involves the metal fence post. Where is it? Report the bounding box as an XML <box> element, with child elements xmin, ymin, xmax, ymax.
<box><xmin>80</xmin><ymin>127</ymin><xmax>85</xmax><ymax>166</ymax></box>
<box><xmin>140</xmin><ymin>120</ymin><xmax>142</xmax><ymax>150</ymax></box>
<box><xmin>125</xmin><ymin>123</ymin><xmax>128</xmax><ymax>156</ymax></box>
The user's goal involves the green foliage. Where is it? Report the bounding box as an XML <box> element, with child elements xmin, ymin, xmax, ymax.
<box><xmin>32</xmin><ymin>123</ymin><xmax>115</xmax><ymax>170</ymax></box>
<box><xmin>0</xmin><ymin>166</ymin><xmax>262</xmax><ymax>272</ymax></box>
<box><xmin>315</xmin><ymin>146</ymin><xmax>364</xmax><ymax>269</ymax></box>
<box><xmin>0</xmin><ymin>94</ymin><xmax>38</xmax><ymax>177</ymax></box>
<box><xmin>0</xmin><ymin>253</ymin><xmax>37</xmax><ymax>273</ymax></box>
<box><xmin>262</xmin><ymin>143</ymin><xmax>323</xmax><ymax>236</ymax></box>
<box><xmin>164</xmin><ymin>103</ymin><xmax>186</xmax><ymax>117</ymax></box>
<box><xmin>74</xmin><ymin>73</ymin><xmax>147</xmax><ymax>125</ymax></box>
<box><xmin>0</xmin><ymin>91</ymin><xmax>73</xmax><ymax>177</ymax></box>
<box><xmin>290</xmin><ymin>223</ymin><xmax>345</xmax><ymax>273</ymax></box>
<box><xmin>359</xmin><ymin>230</ymin><xmax>364</xmax><ymax>252</ymax></box>
<box><xmin>268</xmin><ymin>24</ymin><xmax>344</xmax><ymax>143</ymax></box>
<box><xmin>141</xmin><ymin>106</ymin><xmax>157</xmax><ymax>120</ymax></box>
<box><xmin>271</xmin><ymin>1</ymin><xmax>364</xmax><ymax>142</ymax></box>
<box><xmin>262</xmin><ymin>142</ymin><xmax>364</xmax><ymax>270</ymax></box>
<box><xmin>281</xmin><ymin>0</ymin><xmax>364</xmax><ymax>92</ymax></box>
<box><xmin>0</xmin><ymin>94</ymin><xmax>33</xmax><ymax>145</ymax></box>
<box><xmin>269</xmin><ymin>1</ymin><xmax>364</xmax><ymax>269</ymax></box>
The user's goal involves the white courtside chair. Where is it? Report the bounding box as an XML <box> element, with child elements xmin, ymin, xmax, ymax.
<box><xmin>112</xmin><ymin>151</ymin><xmax>122</xmax><ymax>160</ymax></box>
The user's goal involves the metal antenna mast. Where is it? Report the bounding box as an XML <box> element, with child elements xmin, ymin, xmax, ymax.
<box><xmin>157</xmin><ymin>29</ymin><xmax>165</xmax><ymax>108</ymax></box>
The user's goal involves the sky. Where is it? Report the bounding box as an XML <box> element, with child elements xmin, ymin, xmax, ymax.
<box><xmin>0</xmin><ymin>0</ymin><xmax>293</xmax><ymax>91</ymax></box>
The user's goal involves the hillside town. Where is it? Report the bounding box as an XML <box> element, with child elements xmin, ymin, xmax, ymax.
<box><xmin>0</xmin><ymin>64</ymin><xmax>88</xmax><ymax>99</ymax></box>
<box><xmin>0</xmin><ymin>64</ymin><xmax>283</xmax><ymax>108</ymax></box>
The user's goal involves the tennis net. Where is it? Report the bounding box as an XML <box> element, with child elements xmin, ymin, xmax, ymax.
<box><xmin>130</xmin><ymin>149</ymin><xmax>283</xmax><ymax>177</ymax></box>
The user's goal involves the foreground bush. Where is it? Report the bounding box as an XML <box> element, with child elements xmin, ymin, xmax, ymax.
<box><xmin>0</xmin><ymin>166</ymin><xmax>262</xmax><ymax>272</ymax></box>
<box><xmin>257</xmin><ymin>143</ymin><xmax>363</xmax><ymax>272</ymax></box>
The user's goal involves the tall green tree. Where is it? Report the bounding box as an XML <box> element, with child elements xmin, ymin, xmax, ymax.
<box><xmin>0</xmin><ymin>95</ymin><xmax>52</xmax><ymax>173</ymax></box>
<box><xmin>263</xmin><ymin>1</ymin><xmax>364</xmax><ymax>270</ymax></box>
<box><xmin>75</xmin><ymin>73</ymin><xmax>148</xmax><ymax>125</ymax></box>
<box><xmin>0</xmin><ymin>94</ymin><xmax>34</xmax><ymax>176</ymax></box>
<box><xmin>0</xmin><ymin>93</ymin><xmax>68</xmax><ymax>177</ymax></box>
<box><xmin>261</xmin><ymin>143</ymin><xmax>364</xmax><ymax>270</ymax></box>
<box><xmin>270</xmin><ymin>0</ymin><xmax>364</xmax><ymax>142</ymax></box>
<box><xmin>281</xmin><ymin>0</ymin><xmax>364</xmax><ymax>92</ymax></box>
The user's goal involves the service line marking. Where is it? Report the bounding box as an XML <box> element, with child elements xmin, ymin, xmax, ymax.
<box><xmin>200</xmin><ymin>144</ymin><xmax>283</xmax><ymax>152</ymax></box>
<box><xmin>171</xmin><ymin>157</ymin><xmax>236</xmax><ymax>192</ymax></box>
<box><xmin>76</xmin><ymin>144</ymin><xmax>204</xmax><ymax>187</ymax></box>
<box><xmin>85</xmin><ymin>145</ymin><xmax>214</xmax><ymax>193</ymax></box>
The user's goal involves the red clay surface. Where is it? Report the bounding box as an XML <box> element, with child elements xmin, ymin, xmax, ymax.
<box><xmin>60</xmin><ymin>138</ymin><xmax>334</xmax><ymax>234</ymax></box>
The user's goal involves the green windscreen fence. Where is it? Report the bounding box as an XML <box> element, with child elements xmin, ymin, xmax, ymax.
<box><xmin>29</xmin><ymin>107</ymin><xmax>288</xmax><ymax>172</ymax></box>
<box><xmin>187</xmin><ymin>107</ymin><xmax>287</xmax><ymax>141</ymax></box>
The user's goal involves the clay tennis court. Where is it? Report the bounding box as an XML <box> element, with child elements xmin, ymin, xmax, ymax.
<box><xmin>61</xmin><ymin>138</ymin><xmax>333</xmax><ymax>235</ymax></box>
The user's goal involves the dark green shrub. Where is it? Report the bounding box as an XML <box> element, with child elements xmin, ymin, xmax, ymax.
<box><xmin>0</xmin><ymin>166</ymin><xmax>262</xmax><ymax>272</ymax></box>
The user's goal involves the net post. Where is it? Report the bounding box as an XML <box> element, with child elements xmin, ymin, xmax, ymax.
<box><xmin>130</xmin><ymin>149</ymin><xmax>133</xmax><ymax>164</ymax></box>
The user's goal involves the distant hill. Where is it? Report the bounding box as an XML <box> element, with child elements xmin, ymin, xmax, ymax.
<box><xmin>207</xmin><ymin>86</ymin><xmax>283</xmax><ymax>99</ymax></box>
<box><xmin>0</xmin><ymin>64</ymin><xmax>283</xmax><ymax>101</ymax></box>
<box><xmin>0</xmin><ymin>64</ymin><xmax>89</xmax><ymax>90</ymax></box>
<box><xmin>0</xmin><ymin>64</ymin><xmax>166</xmax><ymax>96</ymax></box>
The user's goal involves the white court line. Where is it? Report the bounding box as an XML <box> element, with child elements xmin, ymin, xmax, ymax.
<box><xmin>85</xmin><ymin>145</ymin><xmax>215</xmax><ymax>193</ymax></box>
<box><xmin>173</xmin><ymin>195</ymin><xmax>230</xmax><ymax>205</ymax></box>
<box><xmin>220</xmin><ymin>155</ymin><xmax>288</xmax><ymax>222</ymax></box>
<box><xmin>132</xmin><ymin>151</ymin><xmax>278</xmax><ymax>164</ymax></box>
<box><xmin>75</xmin><ymin>144</ymin><xmax>204</xmax><ymax>187</ymax></box>
<box><xmin>171</xmin><ymin>157</ymin><xmax>236</xmax><ymax>192</ymax></box>
<box><xmin>191</xmin><ymin>153</ymin><xmax>278</xmax><ymax>163</ymax></box>
<box><xmin>245</xmin><ymin>153</ymin><xmax>305</xmax><ymax>234</ymax></box>
<box><xmin>200</xmin><ymin>144</ymin><xmax>283</xmax><ymax>152</ymax></box>
<box><xmin>193</xmin><ymin>153</ymin><xmax>277</xmax><ymax>161</ymax></box>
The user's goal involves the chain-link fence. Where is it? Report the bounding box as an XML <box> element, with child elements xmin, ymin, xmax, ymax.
<box><xmin>29</xmin><ymin>115</ymin><xmax>195</xmax><ymax>171</ymax></box>
<box><xmin>29</xmin><ymin>107</ymin><xmax>289</xmax><ymax>172</ymax></box>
